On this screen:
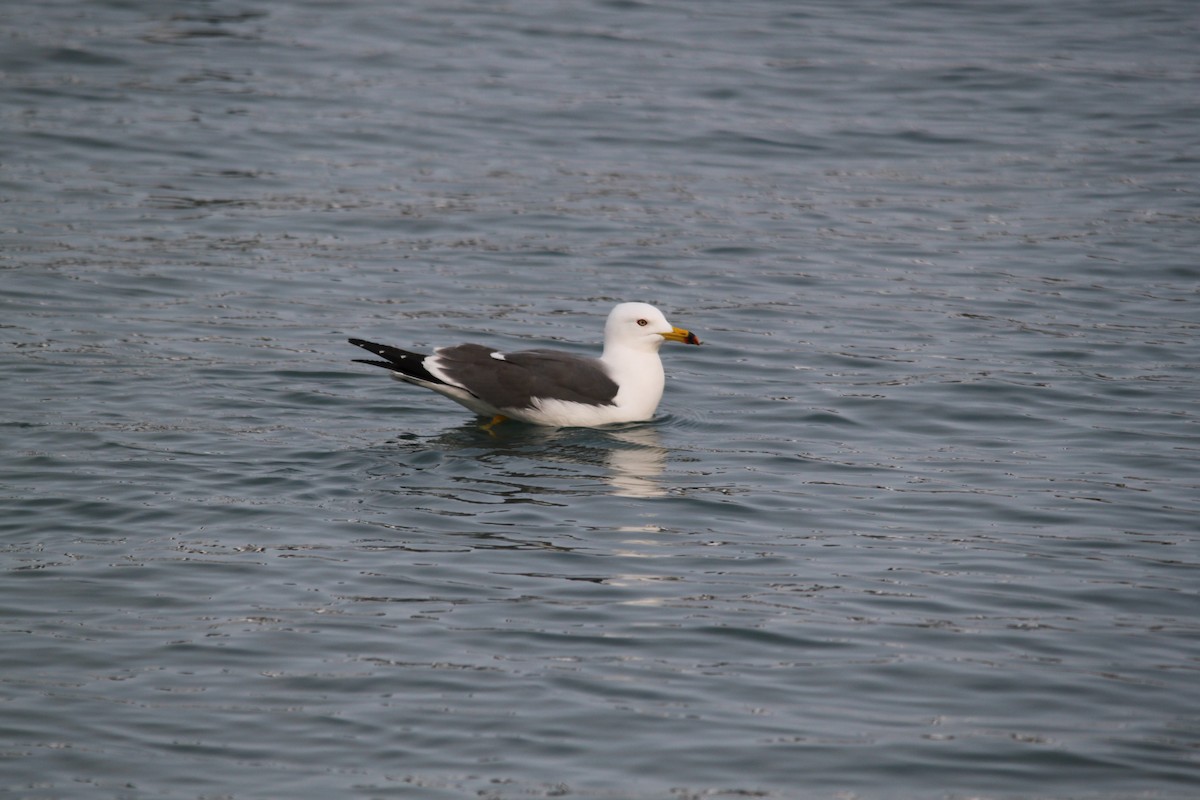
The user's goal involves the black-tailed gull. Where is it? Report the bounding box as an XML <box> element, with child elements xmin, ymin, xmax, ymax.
<box><xmin>348</xmin><ymin>302</ymin><xmax>700</xmax><ymax>428</ymax></box>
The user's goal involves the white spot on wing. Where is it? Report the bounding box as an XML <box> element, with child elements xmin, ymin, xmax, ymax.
<box><xmin>490</xmin><ymin>352</ymin><xmax>507</xmax><ymax>361</ymax></box>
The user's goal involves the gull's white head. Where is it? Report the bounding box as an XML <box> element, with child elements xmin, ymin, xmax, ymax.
<box><xmin>604</xmin><ymin>302</ymin><xmax>700</xmax><ymax>353</ymax></box>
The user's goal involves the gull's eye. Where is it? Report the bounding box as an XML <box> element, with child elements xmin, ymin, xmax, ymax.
<box><xmin>636</xmin><ymin>319</ymin><xmax>648</xmax><ymax>327</ymax></box>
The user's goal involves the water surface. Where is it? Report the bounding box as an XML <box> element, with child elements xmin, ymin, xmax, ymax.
<box><xmin>2</xmin><ymin>1</ymin><xmax>1198</xmax><ymax>798</ymax></box>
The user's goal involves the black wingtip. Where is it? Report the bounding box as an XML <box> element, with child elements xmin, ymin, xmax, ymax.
<box><xmin>347</xmin><ymin>338</ymin><xmax>442</xmax><ymax>384</ymax></box>
<box><xmin>348</xmin><ymin>338</ymin><xmax>400</xmax><ymax>358</ymax></box>
<box><xmin>352</xmin><ymin>358</ymin><xmax>397</xmax><ymax>370</ymax></box>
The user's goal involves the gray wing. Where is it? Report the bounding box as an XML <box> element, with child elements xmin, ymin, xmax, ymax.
<box><xmin>432</xmin><ymin>345</ymin><xmax>619</xmax><ymax>410</ymax></box>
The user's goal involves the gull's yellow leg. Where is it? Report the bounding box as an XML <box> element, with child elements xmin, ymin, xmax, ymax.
<box><xmin>481</xmin><ymin>414</ymin><xmax>508</xmax><ymax>433</ymax></box>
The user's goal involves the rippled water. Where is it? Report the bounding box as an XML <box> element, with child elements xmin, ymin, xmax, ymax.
<box><xmin>3</xmin><ymin>1</ymin><xmax>1198</xmax><ymax>798</ymax></box>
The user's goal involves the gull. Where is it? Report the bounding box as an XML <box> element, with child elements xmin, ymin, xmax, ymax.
<box><xmin>349</xmin><ymin>302</ymin><xmax>700</xmax><ymax>429</ymax></box>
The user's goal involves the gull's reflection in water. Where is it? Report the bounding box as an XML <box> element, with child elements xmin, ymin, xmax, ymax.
<box><xmin>597</xmin><ymin>424</ymin><xmax>667</xmax><ymax>498</ymax></box>
<box><xmin>401</xmin><ymin>421</ymin><xmax>670</xmax><ymax>499</ymax></box>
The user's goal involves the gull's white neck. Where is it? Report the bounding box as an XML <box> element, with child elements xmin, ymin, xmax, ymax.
<box><xmin>600</xmin><ymin>341</ymin><xmax>666</xmax><ymax>421</ymax></box>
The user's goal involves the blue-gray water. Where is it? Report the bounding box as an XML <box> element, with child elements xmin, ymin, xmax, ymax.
<box><xmin>3</xmin><ymin>1</ymin><xmax>1198</xmax><ymax>798</ymax></box>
